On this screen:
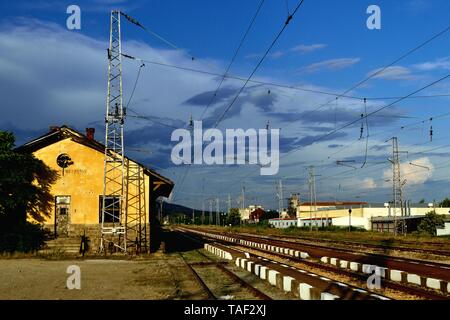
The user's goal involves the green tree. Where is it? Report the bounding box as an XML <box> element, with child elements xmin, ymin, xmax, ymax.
<box><xmin>263</xmin><ymin>210</ymin><xmax>279</xmax><ymax>220</ymax></box>
<box><xmin>419</xmin><ymin>199</ymin><xmax>425</xmax><ymax>204</ymax></box>
<box><xmin>0</xmin><ymin>131</ymin><xmax>58</xmax><ymax>251</ymax></box>
<box><xmin>226</xmin><ymin>208</ymin><xmax>241</xmax><ymax>226</ymax></box>
<box><xmin>417</xmin><ymin>211</ymin><xmax>445</xmax><ymax>236</ymax></box>
<box><xmin>439</xmin><ymin>197</ymin><xmax>450</xmax><ymax>207</ymax></box>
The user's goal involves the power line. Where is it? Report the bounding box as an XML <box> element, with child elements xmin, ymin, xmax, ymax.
<box><xmin>216</xmin><ymin>73</ymin><xmax>450</xmax><ymax>196</ymax></box>
<box><xmin>213</xmin><ymin>0</ymin><xmax>307</xmax><ymax>128</ymax></box>
<box><xmin>199</xmin><ymin>0</ymin><xmax>266</xmax><ymax>120</ymax></box>
<box><xmin>280</xmin><ymin>25</ymin><xmax>450</xmax><ymax>133</ymax></box>
<box><xmin>282</xmin><ymin>73</ymin><xmax>450</xmax><ymax>160</ymax></box>
<box><xmin>125</xmin><ymin>63</ymin><xmax>145</xmax><ymax>108</ymax></box>
<box><xmin>122</xmin><ymin>54</ymin><xmax>450</xmax><ymax>101</ymax></box>
<box><xmin>121</xmin><ymin>12</ymin><xmax>195</xmax><ymax>60</ymax></box>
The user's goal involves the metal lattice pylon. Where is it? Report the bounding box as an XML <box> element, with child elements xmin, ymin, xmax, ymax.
<box><xmin>125</xmin><ymin>160</ymin><xmax>147</xmax><ymax>254</ymax></box>
<box><xmin>388</xmin><ymin>137</ymin><xmax>406</xmax><ymax>236</ymax></box>
<box><xmin>100</xmin><ymin>10</ymin><xmax>126</xmax><ymax>253</ymax></box>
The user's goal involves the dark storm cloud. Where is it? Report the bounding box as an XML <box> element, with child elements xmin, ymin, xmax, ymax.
<box><xmin>268</xmin><ymin>107</ymin><xmax>407</xmax><ymax>127</ymax></box>
<box><xmin>186</xmin><ymin>86</ymin><xmax>278</xmax><ymax>126</ymax></box>
<box><xmin>370</xmin><ymin>144</ymin><xmax>390</xmax><ymax>151</ymax></box>
<box><xmin>295</xmin><ymin>132</ymin><xmax>348</xmax><ymax>148</ymax></box>
<box><xmin>184</xmin><ymin>86</ymin><xmax>238</xmax><ymax>106</ymax></box>
<box><xmin>124</xmin><ymin>117</ymin><xmax>184</xmax><ymax>147</ymax></box>
<box><xmin>279</xmin><ymin>132</ymin><xmax>348</xmax><ymax>153</ymax></box>
<box><xmin>1</xmin><ymin>122</ymin><xmax>48</xmax><ymax>146</ymax></box>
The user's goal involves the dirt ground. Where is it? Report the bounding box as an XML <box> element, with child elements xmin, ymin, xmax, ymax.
<box><xmin>0</xmin><ymin>254</ymin><xmax>206</xmax><ymax>300</ymax></box>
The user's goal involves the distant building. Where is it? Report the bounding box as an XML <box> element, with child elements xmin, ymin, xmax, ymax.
<box><xmin>269</xmin><ymin>200</ymin><xmax>450</xmax><ymax>234</ymax></box>
<box><xmin>239</xmin><ymin>205</ymin><xmax>264</xmax><ymax>221</ymax></box>
<box><xmin>268</xmin><ymin>218</ymin><xmax>297</xmax><ymax>229</ymax></box>
<box><xmin>249</xmin><ymin>208</ymin><xmax>265</xmax><ymax>223</ymax></box>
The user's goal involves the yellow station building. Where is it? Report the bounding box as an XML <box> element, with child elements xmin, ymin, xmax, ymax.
<box><xmin>17</xmin><ymin>125</ymin><xmax>174</xmax><ymax>251</ymax></box>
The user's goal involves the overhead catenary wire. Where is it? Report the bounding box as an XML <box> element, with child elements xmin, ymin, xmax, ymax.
<box><xmin>213</xmin><ymin>0</ymin><xmax>307</xmax><ymax>128</ymax></box>
<box><xmin>122</xmin><ymin>54</ymin><xmax>450</xmax><ymax>102</ymax></box>
<box><xmin>216</xmin><ymin>73</ymin><xmax>450</xmax><ymax>196</ymax></box>
<box><xmin>279</xmin><ymin>24</ymin><xmax>450</xmax><ymax>133</ymax></box>
<box><xmin>199</xmin><ymin>0</ymin><xmax>266</xmax><ymax>120</ymax></box>
<box><xmin>121</xmin><ymin>12</ymin><xmax>195</xmax><ymax>60</ymax></box>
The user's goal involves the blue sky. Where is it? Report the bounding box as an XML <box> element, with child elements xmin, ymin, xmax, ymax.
<box><xmin>2</xmin><ymin>0</ymin><xmax>450</xmax><ymax>210</ymax></box>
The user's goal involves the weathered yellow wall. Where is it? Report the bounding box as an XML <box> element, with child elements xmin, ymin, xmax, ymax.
<box><xmin>32</xmin><ymin>138</ymin><xmax>150</xmax><ymax>226</ymax></box>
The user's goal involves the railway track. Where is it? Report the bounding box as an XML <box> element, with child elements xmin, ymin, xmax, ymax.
<box><xmin>178</xmin><ymin>228</ymin><xmax>391</xmax><ymax>300</ymax></box>
<box><xmin>237</xmin><ymin>231</ymin><xmax>450</xmax><ymax>258</ymax></box>
<box><xmin>174</xmin><ymin>230</ymin><xmax>272</xmax><ymax>300</ymax></box>
<box><xmin>185</xmin><ymin>227</ymin><xmax>450</xmax><ymax>282</ymax></box>
<box><xmin>177</xmin><ymin>226</ymin><xmax>450</xmax><ymax>300</ymax></box>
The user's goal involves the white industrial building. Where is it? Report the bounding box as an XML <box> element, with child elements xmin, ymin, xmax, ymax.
<box><xmin>268</xmin><ymin>202</ymin><xmax>450</xmax><ymax>235</ymax></box>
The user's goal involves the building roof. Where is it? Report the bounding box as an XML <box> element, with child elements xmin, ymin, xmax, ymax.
<box><xmin>371</xmin><ymin>216</ymin><xmax>425</xmax><ymax>222</ymax></box>
<box><xmin>16</xmin><ymin>125</ymin><xmax>174</xmax><ymax>189</ymax></box>
<box><xmin>300</xmin><ymin>201</ymin><xmax>368</xmax><ymax>206</ymax></box>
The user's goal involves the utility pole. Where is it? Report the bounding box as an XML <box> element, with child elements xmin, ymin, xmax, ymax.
<box><xmin>192</xmin><ymin>209</ymin><xmax>194</xmax><ymax>224</ymax></box>
<box><xmin>308</xmin><ymin>166</ymin><xmax>319</xmax><ymax>231</ymax></box>
<box><xmin>216</xmin><ymin>197</ymin><xmax>220</xmax><ymax>226</ymax></box>
<box><xmin>209</xmin><ymin>199</ymin><xmax>213</xmax><ymax>225</ymax></box>
<box><xmin>387</xmin><ymin>137</ymin><xmax>407</xmax><ymax>236</ymax></box>
<box><xmin>241</xmin><ymin>183</ymin><xmax>246</xmax><ymax>210</ymax></box>
<box><xmin>276</xmin><ymin>180</ymin><xmax>284</xmax><ymax>218</ymax></box>
<box><xmin>201</xmin><ymin>201</ymin><xmax>205</xmax><ymax>225</ymax></box>
<box><xmin>201</xmin><ymin>178</ymin><xmax>205</xmax><ymax>224</ymax></box>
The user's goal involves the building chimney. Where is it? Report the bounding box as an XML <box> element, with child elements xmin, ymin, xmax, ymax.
<box><xmin>49</xmin><ymin>126</ymin><xmax>59</xmax><ymax>133</ymax></box>
<box><xmin>86</xmin><ymin>128</ymin><xmax>95</xmax><ymax>140</ymax></box>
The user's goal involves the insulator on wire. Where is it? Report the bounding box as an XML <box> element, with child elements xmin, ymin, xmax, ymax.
<box><xmin>430</xmin><ymin>118</ymin><xmax>433</xmax><ymax>142</ymax></box>
<box><xmin>268</xmin><ymin>89</ymin><xmax>271</xmax><ymax>95</ymax></box>
<box><xmin>359</xmin><ymin>114</ymin><xmax>364</xmax><ymax>139</ymax></box>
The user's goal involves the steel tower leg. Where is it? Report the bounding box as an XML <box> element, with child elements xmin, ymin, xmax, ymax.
<box><xmin>100</xmin><ymin>10</ymin><xmax>126</xmax><ymax>253</ymax></box>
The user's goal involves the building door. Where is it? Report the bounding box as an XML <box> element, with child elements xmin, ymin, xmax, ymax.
<box><xmin>55</xmin><ymin>196</ymin><xmax>71</xmax><ymax>237</ymax></box>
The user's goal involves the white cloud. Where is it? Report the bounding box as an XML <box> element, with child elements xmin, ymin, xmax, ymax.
<box><xmin>414</xmin><ymin>57</ymin><xmax>450</xmax><ymax>71</ymax></box>
<box><xmin>368</xmin><ymin>66</ymin><xmax>418</xmax><ymax>80</ymax></box>
<box><xmin>298</xmin><ymin>58</ymin><xmax>360</xmax><ymax>74</ymax></box>
<box><xmin>383</xmin><ymin>157</ymin><xmax>434</xmax><ymax>186</ymax></box>
<box><xmin>290</xmin><ymin>44</ymin><xmax>327</xmax><ymax>54</ymax></box>
<box><xmin>362</xmin><ymin>178</ymin><xmax>377</xmax><ymax>189</ymax></box>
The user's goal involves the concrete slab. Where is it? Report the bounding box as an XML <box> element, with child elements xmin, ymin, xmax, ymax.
<box><xmin>321</xmin><ymin>292</ymin><xmax>339</xmax><ymax>300</ymax></box>
<box><xmin>299</xmin><ymin>283</ymin><xmax>313</xmax><ymax>300</ymax></box>
<box><xmin>268</xmin><ymin>270</ymin><xmax>280</xmax><ymax>286</ymax></box>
